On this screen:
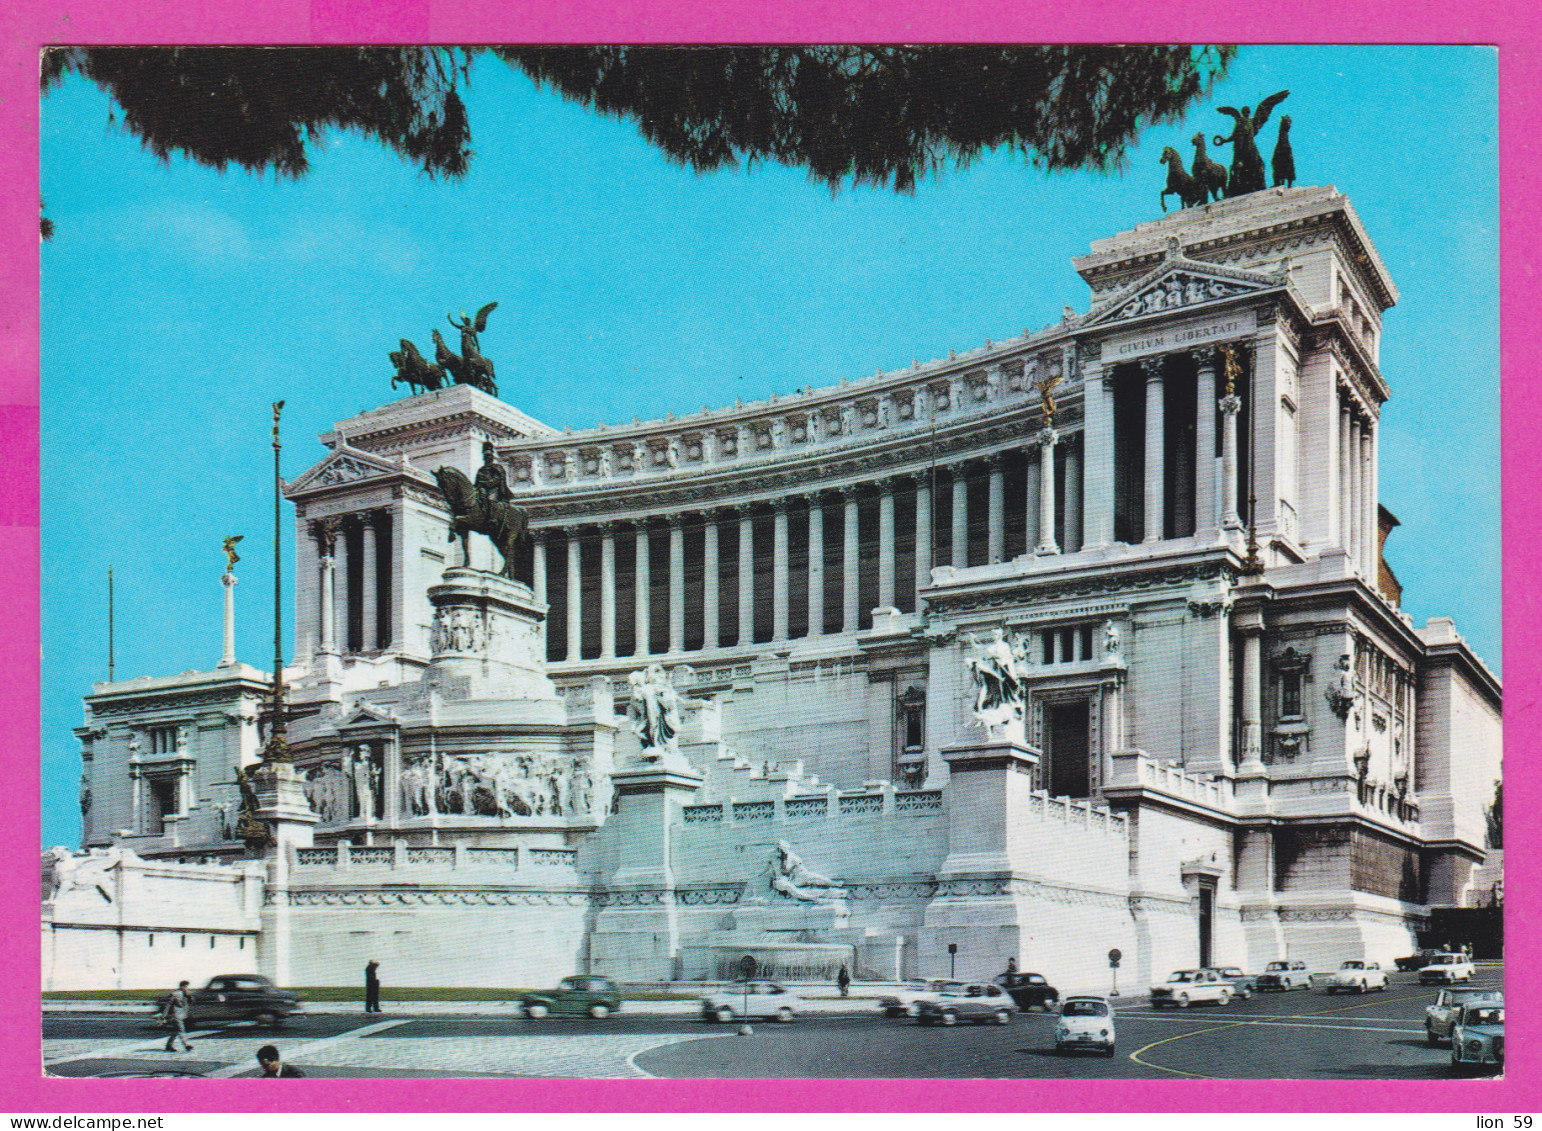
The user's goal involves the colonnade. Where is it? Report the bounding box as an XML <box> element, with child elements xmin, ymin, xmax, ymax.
<box><xmin>1338</xmin><ymin>391</ymin><xmax>1380</xmax><ymax>578</ymax></box>
<box><xmin>533</xmin><ymin>446</ymin><xmax>1080</xmax><ymax>663</ymax></box>
<box><xmin>309</xmin><ymin>510</ymin><xmax>394</xmax><ymax>655</ymax></box>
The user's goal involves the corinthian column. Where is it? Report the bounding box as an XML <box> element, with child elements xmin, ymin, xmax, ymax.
<box><xmin>951</xmin><ymin>466</ymin><xmax>969</xmax><ymax>568</ymax></box>
<box><xmin>842</xmin><ymin>486</ymin><xmax>860</xmax><ymax>633</ymax></box>
<box><xmin>702</xmin><ymin>515</ymin><xmax>720</xmax><ymax>649</ymax></box>
<box><xmin>566</xmin><ymin>531</ymin><xmax>582</xmax><ymax>662</ymax></box>
<box><xmin>1338</xmin><ymin>398</ymin><xmax>1353</xmax><ymax>553</ymax></box>
<box><xmin>634</xmin><ymin>524</ymin><xmax>651</xmax><ymax>656</ymax></box>
<box><xmin>1082</xmin><ymin>358</ymin><xmax>1114</xmax><ymax>548</ymax></box>
<box><xmin>772</xmin><ymin>502</ymin><xmax>790</xmax><ymax>641</ymax></box>
<box><xmin>1036</xmin><ymin>426</ymin><xmax>1060</xmax><ymax>556</ymax></box>
<box><xmin>531</xmin><ymin>532</ymin><xmax>547</xmax><ymax>606</ymax></box>
<box><xmin>877</xmin><ymin>480</ymin><xmax>896</xmax><ymax>608</ymax></box>
<box><xmin>1193</xmin><ymin>346</ymin><xmax>1218</xmax><ymax>535</ymax></box>
<box><xmin>360</xmin><ymin>512</ymin><xmax>378</xmax><ymax>650</ymax></box>
<box><xmin>1237</xmin><ymin>612</ymin><xmax>1266</xmax><ymax>774</ymax></box>
<box><xmin>986</xmin><ymin>455</ymin><xmax>1005</xmax><ymax>563</ymax></box>
<box><xmin>220</xmin><ymin>572</ymin><xmax>238</xmax><ymax>668</ymax></box>
<box><xmin>1220</xmin><ymin>385</ymin><xmax>1243</xmax><ymax>531</ymax></box>
<box><xmin>667</xmin><ymin>516</ymin><xmax>685</xmax><ymax>653</ymax></box>
<box><xmin>913</xmin><ymin>475</ymin><xmax>933</xmax><ymax>593</ymax></box>
<box><xmin>1142</xmin><ymin>355</ymin><xmax>1166</xmax><ymax>543</ymax></box>
<box><xmin>737</xmin><ymin>505</ymin><xmax>754</xmax><ymax>647</ymax></box>
<box><xmin>806</xmin><ymin>495</ymin><xmax>825</xmax><ymax>636</ymax></box>
<box><xmin>599</xmin><ymin>522</ymin><xmax>616</xmax><ymax>660</ymax></box>
<box><xmin>315</xmin><ymin>521</ymin><xmax>338</xmax><ymax>655</ymax></box>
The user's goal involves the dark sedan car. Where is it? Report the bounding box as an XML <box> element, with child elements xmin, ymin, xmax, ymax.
<box><xmin>999</xmin><ymin>972</ymin><xmax>1060</xmax><ymax>1011</ymax></box>
<box><xmin>156</xmin><ymin>974</ymin><xmax>301</xmax><ymax>1028</ymax></box>
<box><xmin>519</xmin><ymin>975</ymin><xmax>623</xmax><ymax>1019</ymax></box>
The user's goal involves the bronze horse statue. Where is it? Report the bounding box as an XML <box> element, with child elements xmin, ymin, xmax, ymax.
<box><xmin>1159</xmin><ymin>147</ymin><xmax>1208</xmax><ymax>212</ymax></box>
<box><xmin>433</xmin><ymin>465</ymin><xmax>528</xmax><ymax>580</ymax></box>
<box><xmin>389</xmin><ymin>338</ymin><xmax>447</xmax><ymax>394</ymax></box>
<box><xmin>432</xmin><ymin>329</ymin><xmax>498</xmax><ymax>397</ymax></box>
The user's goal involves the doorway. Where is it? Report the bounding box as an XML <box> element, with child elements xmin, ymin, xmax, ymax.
<box><xmin>1046</xmin><ymin>700</ymin><xmax>1091</xmax><ymax>798</ymax></box>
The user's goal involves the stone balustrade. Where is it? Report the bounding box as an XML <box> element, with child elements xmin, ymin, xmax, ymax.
<box><xmin>1106</xmin><ymin>749</ymin><xmax>1232</xmax><ymax>812</ymax></box>
<box><xmin>292</xmin><ymin>841</ymin><xmax>577</xmax><ymax>870</ymax></box>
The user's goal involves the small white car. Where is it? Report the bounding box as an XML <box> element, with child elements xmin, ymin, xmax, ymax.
<box><xmin>1419</xmin><ymin>953</ymin><xmax>1476</xmax><ymax>985</ymax></box>
<box><xmin>1324</xmin><ymin>960</ymin><xmax>1389</xmax><ymax>994</ymax></box>
<box><xmin>1255</xmin><ymin>960</ymin><xmax>1313</xmax><ymax>991</ymax></box>
<box><xmin>1055</xmin><ymin>996</ymin><xmax>1117</xmax><ymax>1057</ymax></box>
<box><xmin>1450</xmin><ymin>1002</ymin><xmax>1504</xmax><ymax>1073</ymax></box>
<box><xmin>1426</xmin><ymin>989</ymin><xmax>1503</xmax><ymax>1046</ymax></box>
<box><xmin>1149</xmin><ymin>969</ymin><xmax>1235</xmax><ymax>1008</ymax></box>
<box><xmin>877</xmin><ymin>979</ymin><xmax>966</xmax><ymax>1018</ymax></box>
<box><xmin>700</xmin><ymin>981</ymin><xmax>802</xmax><ymax>1023</ymax></box>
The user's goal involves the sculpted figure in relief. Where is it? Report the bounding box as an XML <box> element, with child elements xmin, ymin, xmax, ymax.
<box><xmin>744</xmin><ymin>840</ymin><xmax>846</xmax><ymax>904</ymax></box>
<box><xmin>628</xmin><ymin>663</ymin><xmax>683</xmax><ymax>758</ymax></box>
<box><xmin>964</xmin><ymin>627</ymin><xmax>1030</xmax><ymax>740</ymax></box>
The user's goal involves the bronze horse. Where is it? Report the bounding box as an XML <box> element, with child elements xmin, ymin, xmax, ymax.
<box><xmin>433</xmin><ymin>465</ymin><xmax>528</xmax><ymax>580</ymax></box>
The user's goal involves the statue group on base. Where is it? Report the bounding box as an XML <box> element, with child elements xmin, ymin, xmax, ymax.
<box><xmin>1160</xmin><ymin>90</ymin><xmax>1292</xmax><ymax>212</ymax></box>
<box><xmin>390</xmin><ymin>302</ymin><xmax>499</xmax><ymax>397</ymax></box>
<box><xmin>434</xmin><ymin>442</ymin><xmax>530</xmax><ymax>580</ymax></box>
<box><xmin>965</xmin><ymin>627</ymin><xmax>1032</xmax><ymax>742</ymax></box>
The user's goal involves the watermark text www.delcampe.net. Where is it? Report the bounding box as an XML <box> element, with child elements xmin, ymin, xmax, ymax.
<box><xmin>12</xmin><ymin>1118</ymin><xmax>165</xmax><ymax>1129</ymax></box>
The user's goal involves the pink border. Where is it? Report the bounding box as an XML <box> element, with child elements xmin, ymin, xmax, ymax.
<box><xmin>5</xmin><ymin>3</ymin><xmax>1535</xmax><ymax>1113</ymax></box>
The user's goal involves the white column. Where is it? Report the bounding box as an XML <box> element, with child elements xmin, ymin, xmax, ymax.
<box><xmin>360</xmin><ymin>512</ymin><xmax>378</xmax><ymax>651</ymax></box>
<box><xmin>1036</xmin><ymin>427</ymin><xmax>1060</xmax><ymax>556</ymax></box>
<box><xmin>633</xmin><ymin>524</ymin><xmax>651</xmax><ymax>656</ymax></box>
<box><xmin>317</xmin><ymin>522</ymin><xmax>338</xmax><ymax>655</ymax></box>
<box><xmin>599</xmin><ymin>523</ymin><xmax>616</xmax><ymax>660</ymax></box>
<box><xmin>702</xmin><ymin>516</ymin><xmax>720</xmax><ymax>650</ymax></box>
<box><xmin>806</xmin><ymin>496</ymin><xmax>825</xmax><ymax>636</ymax></box>
<box><xmin>737</xmin><ymin>506</ymin><xmax>754</xmax><ymax>647</ymax></box>
<box><xmin>842</xmin><ymin>487</ymin><xmax>860</xmax><ymax>632</ymax></box>
<box><xmin>1238</xmin><ymin>614</ymin><xmax>1266</xmax><ymax>774</ymax></box>
<box><xmin>334</xmin><ymin>520</ymin><xmax>351</xmax><ymax>652</ymax></box>
<box><xmin>1142</xmin><ymin>356</ymin><xmax>1166</xmax><ymax>543</ymax></box>
<box><xmin>668</xmin><ymin>517</ymin><xmax>685</xmax><ymax>653</ymax></box>
<box><xmin>1194</xmin><ymin>347</ymin><xmax>1218</xmax><ymax>535</ymax></box>
<box><xmin>771</xmin><ymin>503</ymin><xmax>790</xmax><ymax>641</ymax></box>
<box><xmin>1364</xmin><ymin>421</ymin><xmax>1378</xmax><ymax>577</ymax></box>
<box><xmin>566</xmin><ymin>531</ymin><xmax>582</xmax><ymax>662</ymax></box>
<box><xmin>986</xmin><ymin>456</ymin><xmax>1005</xmax><ymax>563</ymax></box>
<box><xmin>1082</xmin><ymin>359</ymin><xmax>1114</xmax><ymax>548</ymax></box>
<box><xmin>220</xmin><ymin>572</ymin><xmax>238</xmax><ymax>667</ymax></box>
<box><xmin>1065</xmin><ymin>440</ymin><xmax>1082</xmax><ymax>553</ymax></box>
<box><xmin>951</xmin><ymin>467</ymin><xmax>969</xmax><ymax>568</ymax></box>
<box><xmin>1350</xmin><ymin>416</ymin><xmax>1364</xmax><ymax>568</ymax></box>
<box><xmin>531</xmin><ymin>533</ymin><xmax>547</xmax><ymax>606</ymax></box>
<box><xmin>1338</xmin><ymin>399</ymin><xmax>1353</xmax><ymax>552</ymax></box>
<box><xmin>913</xmin><ymin>476</ymin><xmax>932</xmax><ymax>594</ymax></box>
<box><xmin>1220</xmin><ymin>389</ymin><xmax>1243</xmax><ymax>531</ymax></box>
<box><xmin>877</xmin><ymin>480</ymin><xmax>896</xmax><ymax>608</ymax></box>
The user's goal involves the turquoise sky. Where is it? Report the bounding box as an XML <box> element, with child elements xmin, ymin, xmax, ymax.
<box><xmin>39</xmin><ymin>45</ymin><xmax>1499</xmax><ymax>847</ymax></box>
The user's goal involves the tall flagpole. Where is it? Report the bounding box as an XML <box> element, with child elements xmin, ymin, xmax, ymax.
<box><xmin>107</xmin><ymin>566</ymin><xmax>114</xmax><ymax>682</ymax></box>
<box><xmin>266</xmin><ymin>400</ymin><xmax>289</xmax><ymax>760</ymax></box>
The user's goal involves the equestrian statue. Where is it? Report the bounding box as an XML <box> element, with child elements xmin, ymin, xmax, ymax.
<box><xmin>434</xmin><ymin>441</ymin><xmax>529</xmax><ymax>580</ymax></box>
<box><xmin>389</xmin><ymin>339</ymin><xmax>447</xmax><ymax>394</ymax></box>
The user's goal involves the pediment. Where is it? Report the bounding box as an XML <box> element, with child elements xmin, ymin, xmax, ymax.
<box><xmin>339</xmin><ymin>703</ymin><xmax>397</xmax><ymax>729</ymax></box>
<box><xmin>286</xmin><ymin>445</ymin><xmax>415</xmax><ymax>496</ymax></box>
<box><xmin>1084</xmin><ymin>256</ymin><xmax>1278</xmax><ymax>329</ymax></box>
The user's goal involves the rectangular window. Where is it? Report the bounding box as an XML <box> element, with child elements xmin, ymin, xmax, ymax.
<box><xmin>903</xmin><ymin>706</ymin><xmax>924</xmax><ymax>750</ymax></box>
<box><xmin>1059</xmin><ymin>628</ymin><xmax>1075</xmax><ymax>664</ymax></box>
<box><xmin>1079</xmin><ymin>625</ymin><xmax>1093</xmax><ymax>661</ymax></box>
<box><xmin>147</xmin><ymin>726</ymin><xmax>178</xmax><ymax>754</ymax></box>
<box><xmin>1042</xmin><ymin>632</ymin><xmax>1053</xmax><ymax>665</ymax></box>
<box><xmin>1281</xmin><ymin>671</ymin><xmax>1302</xmax><ymax>719</ymax></box>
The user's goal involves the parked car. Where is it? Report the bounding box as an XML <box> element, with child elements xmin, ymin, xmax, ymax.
<box><xmin>1000</xmin><ymin>971</ymin><xmax>1061</xmax><ymax>1012</ymax></box>
<box><xmin>1395</xmin><ymin>948</ymin><xmax>1445</xmax><ymax>972</ymax></box>
<box><xmin>1449</xmin><ymin>1002</ymin><xmax>1504</xmax><ymax>1073</ymax></box>
<box><xmin>1419</xmin><ymin>953</ymin><xmax>1476</xmax><ymax>985</ymax></box>
<box><xmin>915</xmin><ymin>982</ymin><xmax>1017</xmax><ymax>1026</ymax></box>
<box><xmin>1054</xmin><ymin>996</ymin><xmax>1117</xmax><ymax>1057</ymax></box>
<box><xmin>1149</xmin><ymin>969</ymin><xmax>1235</xmax><ymax>1008</ymax></box>
<box><xmin>1203</xmin><ymin>966</ymin><xmax>1257</xmax><ymax>999</ymax></box>
<box><xmin>155</xmin><ymin>974</ymin><xmax>301</xmax><ymax>1029</ymax></box>
<box><xmin>1324</xmin><ymin>960</ymin><xmax>1389</xmax><ymax>994</ymax></box>
<box><xmin>1255</xmin><ymin>961</ymin><xmax>1313</xmax><ymax>991</ymax></box>
<box><xmin>700</xmin><ymin>981</ymin><xmax>802</xmax><ymax>1023</ymax></box>
<box><xmin>877</xmin><ymin>979</ymin><xmax>965</xmax><ymax>1018</ymax></box>
<box><xmin>1426</xmin><ymin>989</ymin><xmax>1503</xmax><ymax>1046</ymax></box>
<box><xmin>519</xmin><ymin>975</ymin><xmax>623</xmax><ymax>1019</ymax></box>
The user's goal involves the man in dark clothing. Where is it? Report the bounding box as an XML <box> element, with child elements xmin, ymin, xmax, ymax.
<box><xmin>257</xmin><ymin>1045</ymin><xmax>305</xmax><ymax>1077</ymax></box>
<box><xmin>162</xmin><ymin>980</ymin><xmax>193</xmax><ymax>1052</ymax></box>
<box><xmin>837</xmin><ymin>964</ymin><xmax>851</xmax><ymax>998</ymax></box>
<box><xmin>364</xmin><ymin>960</ymin><xmax>381</xmax><ymax>1013</ymax></box>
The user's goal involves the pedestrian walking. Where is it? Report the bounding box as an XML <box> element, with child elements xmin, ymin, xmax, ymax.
<box><xmin>364</xmin><ymin>959</ymin><xmax>381</xmax><ymax>1013</ymax></box>
<box><xmin>837</xmin><ymin>963</ymin><xmax>851</xmax><ymax>998</ymax></box>
<box><xmin>256</xmin><ymin>1044</ymin><xmax>305</xmax><ymax>1077</ymax></box>
<box><xmin>162</xmin><ymin>980</ymin><xmax>193</xmax><ymax>1052</ymax></box>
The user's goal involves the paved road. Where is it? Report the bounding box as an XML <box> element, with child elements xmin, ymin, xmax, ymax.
<box><xmin>44</xmin><ymin>967</ymin><xmax>1502</xmax><ymax>1079</ymax></box>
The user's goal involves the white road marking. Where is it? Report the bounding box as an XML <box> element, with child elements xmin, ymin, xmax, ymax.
<box><xmin>626</xmin><ymin>1031</ymin><xmax>737</xmax><ymax>1078</ymax></box>
<box><xmin>204</xmin><ymin>1019</ymin><xmax>411</xmax><ymax>1077</ymax></box>
<box><xmin>44</xmin><ymin>1024</ymin><xmax>235</xmax><ymax>1068</ymax></box>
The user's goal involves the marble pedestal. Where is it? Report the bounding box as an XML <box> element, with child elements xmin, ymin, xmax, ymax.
<box><xmin>426</xmin><ymin>568</ymin><xmax>557</xmax><ymax>702</ymax></box>
<box><xmin>252</xmin><ymin>760</ymin><xmax>317</xmax><ymax>989</ymax></box>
